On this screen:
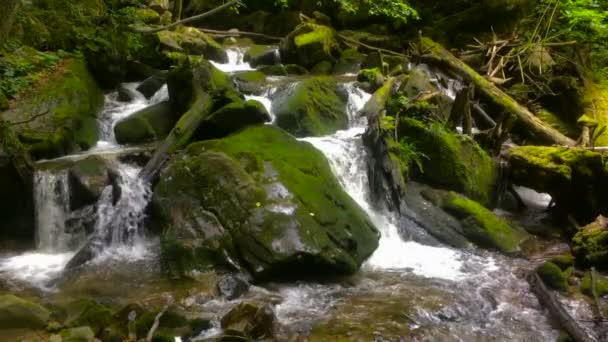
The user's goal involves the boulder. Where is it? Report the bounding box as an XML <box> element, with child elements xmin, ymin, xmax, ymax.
<box><xmin>357</xmin><ymin>68</ymin><xmax>385</xmax><ymax>92</ymax></box>
<box><xmin>233</xmin><ymin>71</ymin><xmax>267</xmax><ymax>95</ymax></box>
<box><xmin>536</xmin><ymin>261</ymin><xmax>569</xmax><ymax>291</ymax></box>
<box><xmin>158</xmin><ymin>27</ymin><xmax>228</xmax><ymax>63</ymax></box>
<box><xmin>280</xmin><ymin>23</ymin><xmax>341</xmax><ymax>69</ymax></box>
<box><xmin>272</xmin><ymin>77</ymin><xmax>348</xmax><ymax>137</ymax></box>
<box><xmin>422</xmin><ymin>189</ymin><xmax>527</xmax><ymax>254</ymax></box>
<box><xmin>63</xmin><ymin>299</ymin><xmax>113</xmax><ymax>335</ymax></box>
<box><xmin>2</xmin><ymin>58</ymin><xmax>103</xmax><ymax>159</ymax></box>
<box><xmin>399</xmin><ymin>118</ymin><xmax>498</xmax><ymax>206</ymax></box>
<box><xmin>195</xmin><ymin>99</ymin><xmax>271</xmax><ymax>140</ymax></box>
<box><xmin>217</xmin><ymin>274</ymin><xmax>250</xmax><ymax>300</ymax></box>
<box><xmin>153</xmin><ymin>125</ymin><xmax>379</xmax><ymax>279</ymax></box>
<box><xmin>67</xmin><ymin>155</ymin><xmax>114</xmax><ymax>210</ymax></box>
<box><xmin>136</xmin><ymin>75</ymin><xmax>165</xmax><ymax>99</ymax></box>
<box><xmin>244</xmin><ymin>45</ymin><xmax>280</xmax><ymax>67</ymax></box>
<box><xmin>59</xmin><ymin>326</ymin><xmax>95</xmax><ymax>342</ymax></box>
<box><xmin>508</xmin><ymin>146</ymin><xmax>608</xmax><ymax>221</ymax></box>
<box><xmin>220</xmin><ymin>301</ymin><xmax>275</xmax><ymax>339</ymax></box>
<box><xmin>0</xmin><ymin>294</ymin><xmax>50</xmax><ymax>329</ymax></box>
<box><xmin>572</xmin><ymin>216</ymin><xmax>608</xmax><ymax>269</ymax></box>
<box><xmin>114</xmin><ymin>101</ymin><xmax>176</xmax><ymax>145</ymax></box>
<box><xmin>117</xmin><ymin>84</ymin><xmax>140</xmax><ymax>102</ymax></box>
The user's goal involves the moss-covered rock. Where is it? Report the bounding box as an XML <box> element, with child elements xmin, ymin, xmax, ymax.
<box><xmin>423</xmin><ymin>190</ymin><xmax>526</xmax><ymax>254</ymax></box>
<box><xmin>333</xmin><ymin>48</ymin><xmax>366</xmax><ymax>75</ymax></box>
<box><xmin>233</xmin><ymin>71</ymin><xmax>267</xmax><ymax>95</ymax></box>
<box><xmin>280</xmin><ymin>23</ymin><xmax>341</xmax><ymax>69</ymax></box>
<box><xmin>272</xmin><ymin>77</ymin><xmax>348</xmax><ymax>137</ymax></box>
<box><xmin>508</xmin><ymin>146</ymin><xmax>608</xmax><ymax>221</ymax></box>
<box><xmin>59</xmin><ymin>326</ymin><xmax>95</xmax><ymax>342</ymax></box>
<box><xmin>63</xmin><ymin>299</ymin><xmax>112</xmax><ymax>335</ymax></box>
<box><xmin>220</xmin><ymin>301</ymin><xmax>275</xmax><ymax>340</ymax></box>
<box><xmin>153</xmin><ymin>125</ymin><xmax>379</xmax><ymax>279</ymax></box>
<box><xmin>357</xmin><ymin>68</ymin><xmax>385</xmax><ymax>92</ymax></box>
<box><xmin>536</xmin><ymin>261</ymin><xmax>569</xmax><ymax>291</ymax></box>
<box><xmin>244</xmin><ymin>45</ymin><xmax>279</xmax><ymax>67</ymax></box>
<box><xmin>580</xmin><ymin>271</ymin><xmax>608</xmax><ymax>297</ymax></box>
<box><xmin>549</xmin><ymin>253</ymin><xmax>575</xmax><ymax>270</ymax></box>
<box><xmin>195</xmin><ymin>99</ymin><xmax>271</xmax><ymax>140</ymax></box>
<box><xmin>114</xmin><ymin>101</ymin><xmax>176</xmax><ymax>145</ymax></box>
<box><xmin>572</xmin><ymin>216</ymin><xmax>608</xmax><ymax>269</ymax></box>
<box><xmin>311</xmin><ymin>60</ymin><xmax>333</xmax><ymax>75</ymax></box>
<box><xmin>2</xmin><ymin>58</ymin><xmax>103</xmax><ymax>159</ymax></box>
<box><xmin>67</xmin><ymin>155</ymin><xmax>114</xmax><ymax>210</ymax></box>
<box><xmin>0</xmin><ymin>294</ymin><xmax>50</xmax><ymax>329</ymax></box>
<box><xmin>399</xmin><ymin>118</ymin><xmax>498</xmax><ymax>206</ymax></box>
<box><xmin>158</xmin><ymin>26</ymin><xmax>228</xmax><ymax>63</ymax></box>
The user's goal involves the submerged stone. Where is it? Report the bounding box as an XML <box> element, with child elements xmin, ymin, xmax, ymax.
<box><xmin>153</xmin><ymin>125</ymin><xmax>379</xmax><ymax>280</ymax></box>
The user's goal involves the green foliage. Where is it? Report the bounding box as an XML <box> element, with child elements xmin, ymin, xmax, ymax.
<box><xmin>335</xmin><ymin>0</ymin><xmax>418</xmax><ymax>23</ymax></box>
<box><xmin>394</xmin><ymin>139</ymin><xmax>428</xmax><ymax>174</ymax></box>
<box><xmin>0</xmin><ymin>47</ymin><xmax>64</xmax><ymax>98</ymax></box>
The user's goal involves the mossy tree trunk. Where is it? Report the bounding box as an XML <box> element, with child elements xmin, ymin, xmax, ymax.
<box><xmin>419</xmin><ymin>37</ymin><xmax>576</xmax><ymax>146</ymax></box>
<box><xmin>0</xmin><ymin>0</ymin><xmax>19</xmax><ymax>45</ymax></box>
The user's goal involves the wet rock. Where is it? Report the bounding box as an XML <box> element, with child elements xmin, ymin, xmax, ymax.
<box><xmin>68</xmin><ymin>156</ymin><xmax>114</xmax><ymax>210</ymax></box>
<box><xmin>2</xmin><ymin>58</ymin><xmax>103</xmax><ymax>159</ymax></box>
<box><xmin>508</xmin><ymin>146</ymin><xmax>608</xmax><ymax>221</ymax></box>
<box><xmin>272</xmin><ymin>77</ymin><xmax>348</xmax><ymax>137</ymax></box>
<box><xmin>220</xmin><ymin>301</ymin><xmax>275</xmax><ymax>339</ymax></box>
<box><xmin>154</xmin><ymin>126</ymin><xmax>379</xmax><ymax>280</ymax></box>
<box><xmin>217</xmin><ymin>274</ymin><xmax>250</xmax><ymax>300</ymax></box>
<box><xmin>233</xmin><ymin>71</ymin><xmax>267</xmax><ymax>95</ymax></box>
<box><xmin>280</xmin><ymin>23</ymin><xmax>341</xmax><ymax>69</ymax></box>
<box><xmin>158</xmin><ymin>27</ymin><xmax>228</xmax><ymax>63</ymax></box>
<box><xmin>536</xmin><ymin>261</ymin><xmax>568</xmax><ymax>291</ymax></box>
<box><xmin>0</xmin><ymin>294</ymin><xmax>50</xmax><ymax>329</ymax></box>
<box><xmin>114</xmin><ymin>101</ymin><xmax>176</xmax><ymax>144</ymax></box>
<box><xmin>117</xmin><ymin>84</ymin><xmax>140</xmax><ymax>102</ymax></box>
<box><xmin>195</xmin><ymin>99</ymin><xmax>271</xmax><ymax>140</ymax></box>
<box><xmin>333</xmin><ymin>48</ymin><xmax>366</xmax><ymax>75</ymax></box>
<box><xmin>59</xmin><ymin>326</ymin><xmax>95</xmax><ymax>342</ymax></box>
<box><xmin>63</xmin><ymin>299</ymin><xmax>113</xmax><ymax>335</ymax></box>
<box><xmin>137</xmin><ymin>75</ymin><xmax>165</xmax><ymax>99</ymax></box>
<box><xmin>422</xmin><ymin>189</ymin><xmax>527</xmax><ymax>254</ymax></box>
<box><xmin>572</xmin><ymin>216</ymin><xmax>608</xmax><ymax>269</ymax></box>
<box><xmin>357</xmin><ymin>68</ymin><xmax>385</xmax><ymax>92</ymax></box>
<box><xmin>244</xmin><ymin>45</ymin><xmax>280</xmax><ymax>67</ymax></box>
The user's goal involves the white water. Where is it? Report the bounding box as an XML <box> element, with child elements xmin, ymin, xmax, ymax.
<box><xmin>210</xmin><ymin>48</ymin><xmax>254</xmax><ymax>72</ymax></box>
<box><xmin>34</xmin><ymin>169</ymin><xmax>71</xmax><ymax>252</ymax></box>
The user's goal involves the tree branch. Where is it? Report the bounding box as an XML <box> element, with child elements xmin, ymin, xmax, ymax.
<box><xmin>133</xmin><ymin>0</ymin><xmax>242</xmax><ymax>34</ymax></box>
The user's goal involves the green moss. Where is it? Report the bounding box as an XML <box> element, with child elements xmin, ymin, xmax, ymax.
<box><xmin>114</xmin><ymin>101</ymin><xmax>175</xmax><ymax>144</ymax></box>
<box><xmin>536</xmin><ymin>109</ymin><xmax>579</xmax><ymax>138</ymax></box>
<box><xmin>59</xmin><ymin>326</ymin><xmax>95</xmax><ymax>342</ymax></box>
<box><xmin>537</xmin><ymin>261</ymin><xmax>569</xmax><ymax>291</ymax></box>
<box><xmin>158</xmin><ymin>26</ymin><xmax>227</xmax><ymax>62</ymax></box>
<box><xmin>580</xmin><ymin>271</ymin><xmax>608</xmax><ymax>297</ymax></box>
<box><xmin>281</xmin><ymin>23</ymin><xmax>341</xmax><ymax>68</ymax></box>
<box><xmin>65</xmin><ymin>299</ymin><xmax>112</xmax><ymax>335</ymax></box>
<box><xmin>0</xmin><ymin>294</ymin><xmax>50</xmax><ymax>329</ymax></box>
<box><xmin>572</xmin><ymin>218</ymin><xmax>608</xmax><ymax>268</ymax></box>
<box><xmin>273</xmin><ymin>77</ymin><xmax>348</xmax><ymax>137</ymax></box>
<box><xmin>311</xmin><ymin>60</ymin><xmax>333</xmax><ymax>75</ymax></box>
<box><xmin>549</xmin><ymin>253</ymin><xmax>575</xmax><ymax>270</ymax></box>
<box><xmin>441</xmin><ymin>192</ymin><xmax>525</xmax><ymax>254</ymax></box>
<box><xmin>399</xmin><ymin>118</ymin><xmax>498</xmax><ymax>206</ymax></box>
<box><xmin>118</xmin><ymin>7</ymin><xmax>160</xmax><ymax>24</ymax></box>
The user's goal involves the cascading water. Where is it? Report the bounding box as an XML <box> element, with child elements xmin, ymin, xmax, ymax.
<box><xmin>210</xmin><ymin>48</ymin><xmax>254</xmax><ymax>73</ymax></box>
<box><xmin>34</xmin><ymin>169</ymin><xmax>71</xmax><ymax>252</ymax></box>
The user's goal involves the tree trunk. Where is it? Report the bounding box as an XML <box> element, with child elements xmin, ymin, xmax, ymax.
<box><xmin>419</xmin><ymin>37</ymin><xmax>576</xmax><ymax>146</ymax></box>
<box><xmin>0</xmin><ymin>0</ymin><xmax>19</xmax><ymax>45</ymax></box>
<box><xmin>140</xmin><ymin>93</ymin><xmax>213</xmax><ymax>182</ymax></box>
<box><xmin>173</xmin><ymin>0</ymin><xmax>183</xmax><ymax>23</ymax></box>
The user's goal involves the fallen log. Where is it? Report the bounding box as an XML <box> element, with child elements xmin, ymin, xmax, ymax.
<box><xmin>140</xmin><ymin>93</ymin><xmax>213</xmax><ymax>182</ymax></box>
<box><xmin>418</xmin><ymin>37</ymin><xmax>576</xmax><ymax>146</ymax></box>
<box><xmin>528</xmin><ymin>272</ymin><xmax>596</xmax><ymax>342</ymax></box>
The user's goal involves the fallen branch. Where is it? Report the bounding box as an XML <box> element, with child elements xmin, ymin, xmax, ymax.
<box><xmin>200</xmin><ymin>28</ymin><xmax>282</xmax><ymax>41</ymax></box>
<box><xmin>146</xmin><ymin>305</ymin><xmax>169</xmax><ymax>342</ymax></box>
<box><xmin>418</xmin><ymin>37</ymin><xmax>575</xmax><ymax>146</ymax></box>
<box><xmin>133</xmin><ymin>0</ymin><xmax>242</xmax><ymax>34</ymax></box>
<box><xmin>339</xmin><ymin>33</ymin><xmax>407</xmax><ymax>58</ymax></box>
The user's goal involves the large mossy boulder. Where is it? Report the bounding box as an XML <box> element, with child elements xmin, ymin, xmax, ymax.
<box><xmin>2</xmin><ymin>58</ymin><xmax>103</xmax><ymax>159</ymax></box>
<box><xmin>280</xmin><ymin>23</ymin><xmax>341</xmax><ymax>69</ymax></box>
<box><xmin>0</xmin><ymin>294</ymin><xmax>50</xmax><ymax>329</ymax></box>
<box><xmin>67</xmin><ymin>155</ymin><xmax>114</xmax><ymax>210</ymax></box>
<box><xmin>153</xmin><ymin>125</ymin><xmax>379</xmax><ymax>280</ymax></box>
<box><xmin>508</xmin><ymin>146</ymin><xmax>608</xmax><ymax>221</ymax></box>
<box><xmin>272</xmin><ymin>77</ymin><xmax>348</xmax><ymax>137</ymax></box>
<box><xmin>158</xmin><ymin>26</ymin><xmax>228</xmax><ymax>63</ymax></box>
<box><xmin>244</xmin><ymin>45</ymin><xmax>280</xmax><ymax>68</ymax></box>
<box><xmin>114</xmin><ymin>101</ymin><xmax>176</xmax><ymax>145</ymax></box>
<box><xmin>399</xmin><ymin>118</ymin><xmax>498</xmax><ymax>206</ymax></box>
<box><xmin>536</xmin><ymin>261</ymin><xmax>569</xmax><ymax>291</ymax></box>
<box><xmin>233</xmin><ymin>71</ymin><xmax>267</xmax><ymax>95</ymax></box>
<box><xmin>195</xmin><ymin>99</ymin><xmax>271</xmax><ymax>140</ymax></box>
<box><xmin>422</xmin><ymin>189</ymin><xmax>527</xmax><ymax>254</ymax></box>
<box><xmin>572</xmin><ymin>216</ymin><xmax>608</xmax><ymax>269</ymax></box>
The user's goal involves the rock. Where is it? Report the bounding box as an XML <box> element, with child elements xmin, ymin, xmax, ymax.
<box><xmin>68</xmin><ymin>155</ymin><xmax>114</xmax><ymax>210</ymax></box>
<box><xmin>149</xmin><ymin>0</ymin><xmax>170</xmax><ymax>13</ymax></box>
<box><xmin>0</xmin><ymin>294</ymin><xmax>50</xmax><ymax>329</ymax></box>
<box><xmin>280</xmin><ymin>23</ymin><xmax>341</xmax><ymax>69</ymax></box>
<box><xmin>217</xmin><ymin>274</ymin><xmax>250</xmax><ymax>300</ymax></box>
<box><xmin>244</xmin><ymin>45</ymin><xmax>280</xmax><ymax>68</ymax></box>
<box><xmin>572</xmin><ymin>216</ymin><xmax>608</xmax><ymax>269</ymax></box>
<box><xmin>536</xmin><ymin>261</ymin><xmax>568</xmax><ymax>291</ymax></box>
<box><xmin>508</xmin><ymin>146</ymin><xmax>608</xmax><ymax>221</ymax></box>
<box><xmin>233</xmin><ymin>71</ymin><xmax>267</xmax><ymax>95</ymax></box>
<box><xmin>220</xmin><ymin>301</ymin><xmax>275</xmax><ymax>339</ymax></box>
<box><xmin>195</xmin><ymin>99</ymin><xmax>271</xmax><ymax>140</ymax></box>
<box><xmin>311</xmin><ymin>60</ymin><xmax>333</xmax><ymax>75</ymax></box>
<box><xmin>2</xmin><ymin>58</ymin><xmax>103</xmax><ymax>159</ymax></box>
<box><xmin>117</xmin><ymin>84</ymin><xmax>140</xmax><ymax>102</ymax></box>
<box><xmin>114</xmin><ymin>101</ymin><xmax>176</xmax><ymax>144</ymax></box>
<box><xmin>357</xmin><ymin>68</ymin><xmax>385</xmax><ymax>92</ymax></box>
<box><xmin>135</xmin><ymin>308</ymin><xmax>188</xmax><ymax>338</ymax></box>
<box><xmin>137</xmin><ymin>75</ymin><xmax>165</xmax><ymax>99</ymax></box>
<box><xmin>549</xmin><ymin>253</ymin><xmax>575</xmax><ymax>270</ymax></box>
<box><xmin>59</xmin><ymin>326</ymin><xmax>95</xmax><ymax>342</ymax></box>
<box><xmin>258</xmin><ymin>65</ymin><xmax>289</xmax><ymax>76</ymax></box>
<box><xmin>580</xmin><ymin>271</ymin><xmax>608</xmax><ymax>297</ymax></box>
<box><xmin>64</xmin><ymin>299</ymin><xmax>113</xmax><ymax>335</ymax></box>
<box><xmin>272</xmin><ymin>77</ymin><xmax>348</xmax><ymax>137</ymax></box>
<box><xmin>153</xmin><ymin>125</ymin><xmax>379</xmax><ymax>279</ymax></box>
<box><xmin>333</xmin><ymin>48</ymin><xmax>366</xmax><ymax>75</ymax></box>
<box><xmin>399</xmin><ymin>117</ymin><xmax>498</xmax><ymax>206</ymax></box>
<box><xmin>158</xmin><ymin>27</ymin><xmax>228</xmax><ymax>63</ymax></box>
<box><xmin>423</xmin><ymin>189</ymin><xmax>527</xmax><ymax>254</ymax></box>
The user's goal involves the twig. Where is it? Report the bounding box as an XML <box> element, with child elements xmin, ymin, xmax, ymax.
<box><xmin>133</xmin><ymin>0</ymin><xmax>242</xmax><ymax>34</ymax></box>
<box><xmin>8</xmin><ymin>110</ymin><xmax>50</xmax><ymax>126</ymax></box>
<box><xmin>338</xmin><ymin>33</ymin><xmax>406</xmax><ymax>58</ymax></box>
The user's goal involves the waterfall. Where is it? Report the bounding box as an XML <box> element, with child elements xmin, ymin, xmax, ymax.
<box><xmin>34</xmin><ymin>169</ymin><xmax>71</xmax><ymax>252</ymax></box>
<box><xmin>210</xmin><ymin>48</ymin><xmax>254</xmax><ymax>73</ymax></box>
